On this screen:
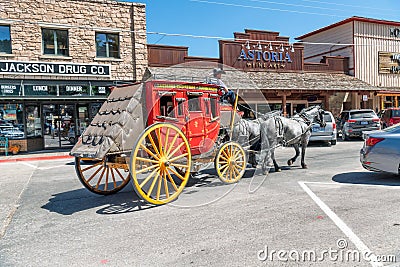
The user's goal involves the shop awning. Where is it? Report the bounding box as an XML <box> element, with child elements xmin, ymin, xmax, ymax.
<box><xmin>145</xmin><ymin>66</ymin><xmax>381</xmax><ymax>92</ymax></box>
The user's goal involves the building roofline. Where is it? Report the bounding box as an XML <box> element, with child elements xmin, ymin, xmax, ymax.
<box><xmin>296</xmin><ymin>16</ymin><xmax>400</xmax><ymax>40</ymax></box>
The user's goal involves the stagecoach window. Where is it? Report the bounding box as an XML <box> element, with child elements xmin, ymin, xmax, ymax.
<box><xmin>177</xmin><ymin>100</ymin><xmax>184</xmax><ymax>116</ymax></box>
<box><xmin>188</xmin><ymin>96</ymin><xmax>201</xmax><ymax>111</ymax></box>
<box><xmin>160</xmin><ymin>96</ymin><xmax>174</xmax><ymax>117</ymax></box>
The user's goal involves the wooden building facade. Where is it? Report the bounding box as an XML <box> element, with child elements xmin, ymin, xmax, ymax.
<box><xmin>297</xmin><ymin>16</ymin><xmax>400</xmax><ymax>111</ymax></box>
<box><xmin>146</xmin><ymin>29</ymin><xmax>378</xmax><ymax>117</ymax></box>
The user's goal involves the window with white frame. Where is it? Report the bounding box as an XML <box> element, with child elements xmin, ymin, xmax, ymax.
<box><xmin>42</xmin><ymin>28</ymin><xmax>69</xmax><ymax>56</ymax></box>
<box><xmin>0</xmin><ymin>25</ymin><xmax>11</xmax><ymax>54</ymax></box>
<box><xmin>95</xmin><ymin>32</ymin><xmax>119</xmax><ymax>58</ymax></box>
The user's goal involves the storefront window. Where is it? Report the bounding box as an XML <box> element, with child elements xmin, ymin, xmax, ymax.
<box><xmin>24</xmin><ymin>85</ymin><xmax>58</xmax><ymax>96</ymax></box>
<box><xmin>1</xmin><ymin>84</ymin><xmax>22</xmax><ymax>96</ymax></box>
<box><xmin>92</xmin><ymin>85</ymin><xmax>111</xmax><ymax>96</ymax></box>
<box><xmin>26</xmin><ymin>106</ymin><xmax>42</xmax><ymax>138</ymax></box>
<box><xmin>59</xmin><ymin>85</ymin><xmax>90</xmax><ymax>96</ymax></box>
<box><xmin>0</xmin><ymin>104</ymin><xmax>24</xmax><ymax>139</ymax></box>
<box><xmin>0</xmin><ymin>25</ymin><xmax>12</xmax><ymax>54</ymax></box>
<box><xmin>257</xmin><ymin>104</ymin><xmax>271</xmax><ymax>115</ymax></box>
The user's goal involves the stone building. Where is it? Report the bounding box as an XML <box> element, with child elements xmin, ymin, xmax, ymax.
<box><xmin>0</xmin><ymin>0</ymin><xmax>147</xmax><ymax>151</ymax></box>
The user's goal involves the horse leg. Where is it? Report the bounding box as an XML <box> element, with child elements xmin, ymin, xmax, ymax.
<box><xmin>287</xmin><ymin>144</ymin><xmax>300</xmax><ymax>166</ymax></box>
<box><xmin>301</xmin><ymin>139</ymin><xmax>308</xmax><ymax>169</ymax></box>
<box><xmin>260</xmin><ymin>131</ymin><xmax>273</xmax><ymax>175</ymax></box>
<box><xmin>249</xmin><ymin>152</ymin><xmax>257</xmax><ymax>168</ymax></box>
<box><xmin>271</xmin><ymin>149</ymin><xmax>281</xmax><ymax>172</ymax></box>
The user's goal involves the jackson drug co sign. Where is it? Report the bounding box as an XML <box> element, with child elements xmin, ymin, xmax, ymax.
<box><xmin>0</xmin><ymin>61</ymin><xmax>111</xmax><ymax>77</ymax></box>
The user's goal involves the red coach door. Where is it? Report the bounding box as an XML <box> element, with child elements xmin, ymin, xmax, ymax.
<box><xmin>185</xmin><ymin>92</ymin><xmax>206</xmax><ymax>155</ymax></box>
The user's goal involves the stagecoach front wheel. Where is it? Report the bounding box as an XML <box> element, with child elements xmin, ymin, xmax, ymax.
<box><xmin>130</xmin><ymin>123</ymin><xmax>191</xmax><ymax>205</ymax></box>
<box><xmin>75</xmin><ymin>157</ymin><xmax>131</xmax><ymax>195</ymax></box>
<box><xmin>215</xmin><ymin>142</ymin><xmax>246</xmax><ymax>184</ymax></box>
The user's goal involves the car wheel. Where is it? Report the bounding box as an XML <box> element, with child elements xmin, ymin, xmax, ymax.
<box><xmin>331</xmin><ymin>140</ymin><xmax>337</xmax><ymax>145</ymax></box>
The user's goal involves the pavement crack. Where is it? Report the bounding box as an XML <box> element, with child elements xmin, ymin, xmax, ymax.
<box><xmin>0</xmin><ymin>168</ymin><xmax>36</xmax><ymax>239</ymax></box>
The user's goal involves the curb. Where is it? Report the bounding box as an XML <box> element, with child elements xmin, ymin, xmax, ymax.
<box><xmin>0</xmin><ymin>154</ymin><xmax>74</xmax><ymax>163</ymax></box>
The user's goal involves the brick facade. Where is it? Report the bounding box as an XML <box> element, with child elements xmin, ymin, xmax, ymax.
<box><xmin>0</xmin><ymin>0</ymin><xmax>147</xmax><ymax>82</ymax></box>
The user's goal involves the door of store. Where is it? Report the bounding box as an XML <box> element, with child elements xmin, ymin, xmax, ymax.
<box><xmin>42</xmin><ymin>104</ymin><xmax>77</xmax><ymax>149</ymax></box>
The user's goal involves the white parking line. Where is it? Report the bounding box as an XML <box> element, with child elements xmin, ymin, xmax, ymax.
<box><xmin>304</xmin><ymin>181</ymin><xmax>400</xmax><ymax>189</ymax></box>
<box><xmin>20</xmin><ymin>161</ymin><xmax>68</xmax><ymax>170</ymax></box>
<box><xmin>298</xmin><ymin>181</ymin><xmax>383</xmax><ymax>267</ymax></box>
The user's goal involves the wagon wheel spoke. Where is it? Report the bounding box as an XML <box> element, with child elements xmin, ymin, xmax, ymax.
<box><xmin>168</xmin><ymin>153</ymin><xmax>189</xmax><ymax>163</ymax></box>
<box><xmin>156</xmin><ymin>127</ymin><xmax>164</xmax><ymax>156</ymax></box>
<box><xmin>75</xmin><ymin>157</ymin><xmax>131</xmax><ymax>195</ymax></box>
<box><xmin>166</xmin><ymin>134</ymin><xmax>179</xmax><ymax>156</ymax></box>
<box><xmin>166</xmin><ymin>171</ymin><xmax>179</xmax><ymax>191</ymax></box>
<box><xmin>139</xmin><ymin>167</ymin><xmax>160</xmax><ymax>188</ymax></box>
<box><xmin>148</xmin><ymin>132</ymin><xmax>161</xmax><ymax>157</ymax></box>
<box><xmin>163</xmin><ymin>171</ymin><xmax>170</xmax><ymax>199</ymax></box>
<box><xmin>169</xmin><ymin>142</ymin><xmax>185</xmax><ymax>158</ymax></box>
<box><xmin>131</xmin><ymin>123</ymin><xmax>191</xmax><ymax>205</ymax></box>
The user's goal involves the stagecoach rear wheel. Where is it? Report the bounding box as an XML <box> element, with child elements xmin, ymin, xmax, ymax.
<box><xmin>130</xmin><ymin>123</ymin><xmax>192</xmax><ymax>205</ymax></box>
<box><xmin>215</xmin><ymin>142</ymin><xmax>246</xmax><ymax>184</ymax></box>
<box><xmin>75</xmin><ymin>157</ymin><xmax>131</xmax><ymax>195</ymax></box>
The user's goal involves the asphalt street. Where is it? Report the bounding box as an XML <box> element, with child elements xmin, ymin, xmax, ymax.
<box><xmin>0</xmin><ymin>140</ymin><xmax>399</xmax><ymax>267</ymax></box>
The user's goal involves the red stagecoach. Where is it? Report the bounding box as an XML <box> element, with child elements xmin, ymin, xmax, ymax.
<box><xmin>70</xmin><ymin>80</ymin><xmax>246</xmax><ymax>205</ymax></box>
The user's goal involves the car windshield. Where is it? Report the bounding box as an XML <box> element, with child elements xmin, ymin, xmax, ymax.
<box><xmin>350</xmin><ymin>111</ymin><xmax>375</xmax><ymax>119</ymax></box>
<box><xmin>392</xmin><ymin>110</ymin><xmax>400</xmax><ymax>117</ymax></box>
<box><xmin>382</xmin><ymin>123</ymin><xmax>400</xmax><ymax>133</ymax></box>
<box><xmin>323</xmin><ymin>114</ymin><xmax>332</xmax><ymax>122</ymax></box>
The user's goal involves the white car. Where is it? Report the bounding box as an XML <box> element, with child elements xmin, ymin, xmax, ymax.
<box><xmin>309</xmin><ymin>111</ymin><xmax>337</xmax><ymax>145</ymax></box>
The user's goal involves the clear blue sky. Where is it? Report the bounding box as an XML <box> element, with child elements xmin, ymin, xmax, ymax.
<box><xmin>124</xmin><ymin>0</ymin><xmax>399</xmax><ymax>58</ymax></box>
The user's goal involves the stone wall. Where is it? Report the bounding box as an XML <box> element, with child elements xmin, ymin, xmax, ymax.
<box><xmin>0</xmin><ymin>0</ymin><xmax>147</xmax><ymax>81</ymax></box>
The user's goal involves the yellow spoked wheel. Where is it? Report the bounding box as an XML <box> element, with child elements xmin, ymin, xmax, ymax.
<box><xmin>75</xmin><ymin>157</ymin><xmax>131</xmax><ymax>195</ymax></box>
<box><xmin>130</xmin><ymin>123</ymin><xmax>191</xmax><ymax>205</ymax></box>
<box><xmin>215</xmin><ymin>142</ymin><xmax>246</xmax><ymax>184</ymax></box>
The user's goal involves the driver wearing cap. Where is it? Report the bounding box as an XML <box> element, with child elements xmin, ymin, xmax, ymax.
<box><xmin>210</xmin><ymin>68</ymin><xmax>235</xmax><ymax>105</ymax></box>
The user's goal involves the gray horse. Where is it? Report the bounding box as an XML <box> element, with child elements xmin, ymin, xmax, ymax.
<box><xmin>259</xmin><ymin>106</ymin><xmax>326</xmax><ymax>174</ymax></box>
<box><xmin>232</xmin><ymin>111</ymin><xmax>281</xmax><ymax>168</ymax></box>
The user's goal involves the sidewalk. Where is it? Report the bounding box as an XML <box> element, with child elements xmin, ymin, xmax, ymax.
<box><xmin>0</xmin><ymin>148</ymin><xmax>73</xmax><ymax>163</ymax></box>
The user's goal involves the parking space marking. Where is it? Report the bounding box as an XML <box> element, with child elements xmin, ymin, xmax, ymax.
<box><xmin>303</xmin><ymin>181</ymin><xmax>400</xmax><ymax>190</ymax></box>
<box><xmin>20</xmin><ymin>161</ymin><xmax>69</xmax><ymax>170</ymax></box>
<box><xmin>298</xmin><ymin>181</ymin><xmax>383</xmax><ymax>267</ymax></box>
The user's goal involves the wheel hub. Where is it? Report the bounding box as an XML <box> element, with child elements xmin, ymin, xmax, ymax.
<box><xmin>159</xmin><ymin>156</ymin><xmax>170</xmax><ymax>170</ymax></box>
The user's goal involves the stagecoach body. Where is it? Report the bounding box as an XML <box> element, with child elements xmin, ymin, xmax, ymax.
<box><xmin>70</xmin><ymin>80</ymin><xmax>246</xmax><ymax>204</ymax></box>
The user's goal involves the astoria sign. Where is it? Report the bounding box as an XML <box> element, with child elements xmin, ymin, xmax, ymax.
<box><xmin>0</xmin><ymin>61</ymin><xmax>111</xmax><ymax>77</ymax></box>
<box><xmin>237</xmin><ymin>47</ymin><xmax>293</xmax><ymax>69</ymax></box>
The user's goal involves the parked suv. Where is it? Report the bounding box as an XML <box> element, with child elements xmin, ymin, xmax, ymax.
<box><xmin>310</xmin><ymin>111</ymin><xmax>337</xmax><ymax>145</ymax></box>
<box><xmin>337</xmin><ymin>109</ymin><xmax>380</xmax><ymax>140</ymax></box>
<box><xmin>380</xmin><ymin>108</ymin><xmax>400</xmax><ymax>128</ymax></box>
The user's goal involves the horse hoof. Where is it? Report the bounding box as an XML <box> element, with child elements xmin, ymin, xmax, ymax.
<box><xmin>287</xmin><ymin>160</ymin><xmax>293</xmax><ymax>166</ymax></box>
<box><xmin>275</xmin><ymin>168</ymin><xmax>281</xmax><ymax>172</ymax></box>
<box><xmin>302</xmin><ymin>165</ymin><xmax>308</xmax><ymax>169</ymax></box>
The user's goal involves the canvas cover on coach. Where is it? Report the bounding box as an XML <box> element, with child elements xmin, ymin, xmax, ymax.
<box><xmin>70</xmin><ymin>83</ymin><xmax>146</xmax><ymax>159</ymax></box>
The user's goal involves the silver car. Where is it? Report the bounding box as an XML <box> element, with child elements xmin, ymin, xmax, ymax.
<box><xmin>360</xmin><ymin>124</ymin><xmax>400</xmax><ymax>174</ymax></box>
<box><xmin>310</xmin><ymin>111</ymin><xmax>337</xmax><ymax>145</ymax></box>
